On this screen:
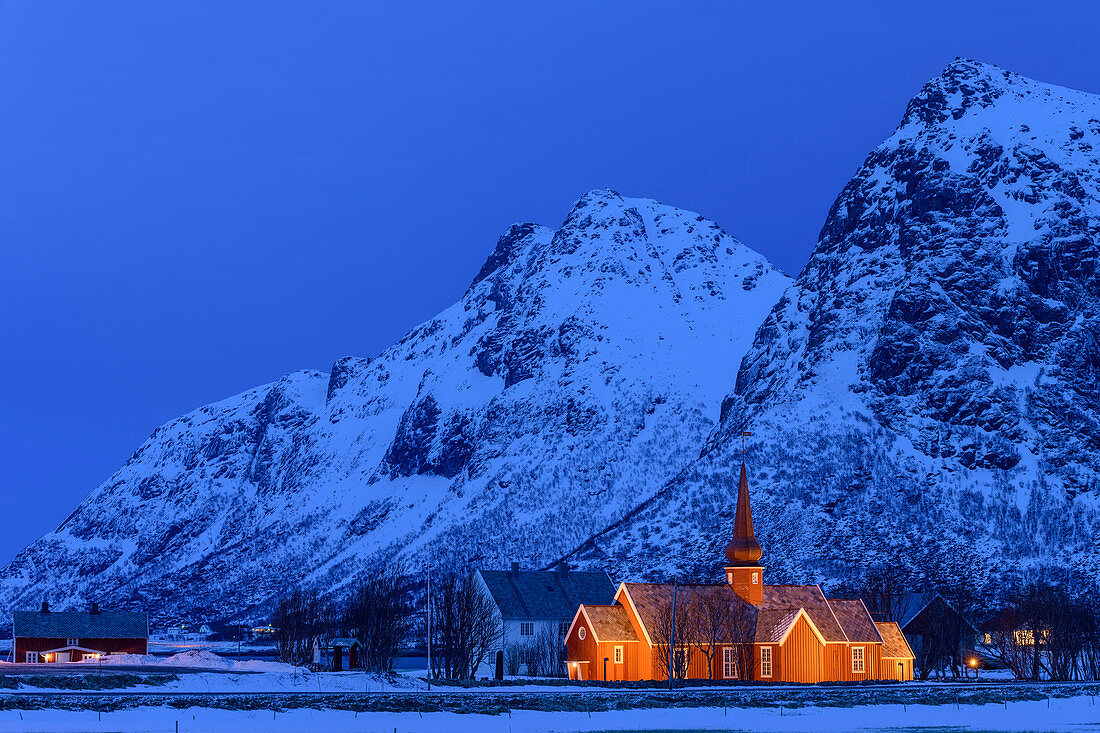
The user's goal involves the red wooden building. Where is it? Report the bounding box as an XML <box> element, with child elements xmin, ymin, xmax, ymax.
<box><xmin>14</xmin><ymin>603</ymin><xmax>148</xmax><ymax>663</ymax></box>
<box><xmin>565</xmin><ymin>463</ymin><xmax>914</xmax><ymax>682</ymax></box>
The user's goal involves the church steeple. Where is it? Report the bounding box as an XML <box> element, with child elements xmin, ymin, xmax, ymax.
<box><xmin>724</xmin><ymin>461</ymin><xmax>764</xmax><ymax>604</ymax></box>
<box><xmin>725</xmin><ymin>462</ymin><xmax>763</xmax><ymax>566</ymax></box>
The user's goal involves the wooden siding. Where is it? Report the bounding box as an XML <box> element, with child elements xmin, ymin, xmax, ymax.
<box><xmin>15</xmin><ymin>637</ymin><xmax>147</xmax><ymax>661</ymax></box>
<box><xmin>882</xmin><ymin>656</ymin><xmax>913</xmax><ymax>681</ymax></box>
<box><xmin>824</xmin><ymin>643</ymin><xmax>883</xmax><ymax>681</ymax></box>
<box><xmin>777</xmin><ymin>614</ymin><xmax>824</xmax><ymax>683</ymax></box>
<box><xmin>565</xmin><ymin>618</ymin><xmax>641</xmax><ymax>681</ymax></box>
<box><xmin>566</xmin><ymin>617</ymin><xmax>598</xmax><ymax>680</ymax></box>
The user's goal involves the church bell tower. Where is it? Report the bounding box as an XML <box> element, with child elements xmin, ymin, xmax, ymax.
<box><xmin>725</xmin><ymin>461</ymin><xmax>764</xmax><ymax>605</ymax></box>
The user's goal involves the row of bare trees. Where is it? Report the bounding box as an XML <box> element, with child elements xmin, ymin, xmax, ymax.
<box><xmin>837</xmin><ymin>567</ymin><xmax>1100</xmax><ymax>681</ymax></box>
<box><xmin>986</xmin><ymin>581</ymin><xmax>1100</xmax><ymax>681</ymax></box>
<box><xmin>649</xmin><ymin>585</ymin><xmax>757</xmax><ymax>682</ymax></box>
<box><xmin>273</xmin><ymin>564</ymin><xmax>416</xmax><ymax>672</ymax></box>
<box><xmin>834</xmin><ymin>566</ymin><xmax>979</xmax><ymax>680</ymax></box>
<box><xmin>429</xmin><ymin>573</ymin><xmax>501</xmax><ymax>680</ymax></box>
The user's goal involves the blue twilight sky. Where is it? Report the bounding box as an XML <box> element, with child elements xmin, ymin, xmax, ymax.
<box><xmin>2</xmin><ymin>1</ymin><xmax>1099</xmax><ymax>562</ymax></box>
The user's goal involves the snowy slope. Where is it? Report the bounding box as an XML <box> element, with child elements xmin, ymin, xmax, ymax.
<box><xmin>577</xmin><ymin>60</ymin><xmax>1100</xmax><ymax>595</ymax></box>
<box><xmin>0</xmin><ymin>190</ymin><xmax>789</xmax><ymax>623</ymax></box>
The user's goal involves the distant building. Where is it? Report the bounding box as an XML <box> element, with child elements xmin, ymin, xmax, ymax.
<box><xmin>475</xmin><ymin>564</ymin><xmax>615</xmax><ymax>678</ymax></box>
<box><xmin>896</xmin><ymin>592</ymin><xmax>978</xmax><ymax>662</ymax></box>
<box><xmin>14</xmin><ymin>602</ymin><xmax>148</xmax><ymax>663</ymax></box>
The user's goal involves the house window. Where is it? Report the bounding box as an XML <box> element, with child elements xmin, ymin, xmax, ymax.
<box><xmin>81</xmin><ymin>654</ymin><xmax>98</xmax><ymax>661</ymax></box>
<box><xmin>722</xmin><ymin>647</ymin><xmax>738</xmax><ymax>679</ymax></box>
<box><xmin>614</xmin><ymin>646</ymin><xmax>623</xmax><ymax>664</ymax></box>
<box><xmin>67</xmin><ymin>638</ymin><xmax>78</xmax><ymax>647</ymax></box>
<box><xmin>520</xmin><ymin>622</ymin><xmax>534</xmax><ymax>637</ymax></box>
<box><xmin>578</xmin><ymin>627</ymin><xmax>586</xmax><ymax>640</ymax></box>
<box><xmin>752</xmin><ymin>572</ymin><xmax>759</xmax><ymax>584</ymax></box>
<box><xmin>559</xmin><ymin>622</ymin><xmax>568</xmax><ymax>636</ymax></box>
<box><xmin>852</xmin><ymin>646</ymin><xmax>865</xmax><ymax>674</ymax></box>
<box><xmin>25</xmin><ymin>651</ymin><xmax>38</xmax><ymax>663</ymax></box>
<box><xmin>760</xmin><ymin>646</ymin><xmax>773</xmax><ymax>677</ymax></box>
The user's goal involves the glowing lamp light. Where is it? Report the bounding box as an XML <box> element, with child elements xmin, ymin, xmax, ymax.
<box><xmin>969</xmin><ymin>658</ymin><xmax>978</xmax><ymax>668</ymax></box>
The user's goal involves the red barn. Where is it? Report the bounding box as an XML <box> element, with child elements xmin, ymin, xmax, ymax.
<box><xmin>564</xmin><ymin>463</ymin><xmax>914</xmax><ymax>682</ymax></box>
<box><xmin>14</xmin><ymin>603</ymin><xmax>148</xmax><ymax>663</ymax></box>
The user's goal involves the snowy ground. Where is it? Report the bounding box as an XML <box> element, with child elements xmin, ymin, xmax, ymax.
<box><xmin>0</xmin><ymin>695</ymin><xmax>1098</xmax><ymax>732</ymax></box>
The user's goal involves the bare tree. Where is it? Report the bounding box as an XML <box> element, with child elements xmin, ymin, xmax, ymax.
<box><xmin>859</xmin><ymin>567</ymin><xmax>909</xmax><ymax>624</ymax></box>
<box><xmin>273</xmin><ymin>587</ymin><xmax>330</xmax><ymax>667</ymax></box>
<box><xmin>341</xmin><ymin>563</ymin><xmax>416</xmax><ymax>673</ymax></box>
<box><xmin>523</xmin><ymin>625</ymin><xmax>566</xmax><ymax>677</ymax></box>
<box><xmin>430</xmin><ymin>573</ymin><xmax>502</xmax><ymax>680</ymax></box>
<box><xmin>689</xmin><ymin>589</ymin><xmax>730</xmax><ymax>680</ymax></box>
<box><xmin>651</xmin><ymin>585</ymin><xmax>694</xmax><ymax>682</ymax></box>
<box><xmin>727</xmin><ymin>597</ymin><xmax>757</xmax><ymax>681</ymax></box>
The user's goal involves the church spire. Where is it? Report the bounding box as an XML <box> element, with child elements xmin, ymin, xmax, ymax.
<box><xmin>725</xmin><ymin>462</ymin><xmax>763</xmax><ymax>566</ymax></box>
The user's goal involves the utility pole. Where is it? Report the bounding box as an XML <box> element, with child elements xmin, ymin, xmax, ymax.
<box><xmin>426</xmin><ymin>548</ymin><xmax>432</xmax><ymax>691</ymax></box>
<box><xmin>668</xmin><ymin>578</ymin><xmax>678</xmax><ymax>690</ymax></box>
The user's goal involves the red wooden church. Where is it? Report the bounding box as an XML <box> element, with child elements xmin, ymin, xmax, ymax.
<box><xmin>564</xmin><ymin>464</ymin><xmax>914</xmax><ymax>682</ymax></box>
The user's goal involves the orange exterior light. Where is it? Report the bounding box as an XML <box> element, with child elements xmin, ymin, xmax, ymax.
<box><xmin>969</xmin><ymin>658</ymin><xmax>978</xmax><ymax>668</ymax></box>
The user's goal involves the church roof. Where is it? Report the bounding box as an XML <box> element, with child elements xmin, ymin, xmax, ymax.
<box><xmin>761</xmin><ymin>585</ymin><xmax>848</xmax><ymax>643</ymax></box>
<box><xmin>613</xmin><ymin>584</ymin><xmax>881</xmax><ymax>647</ymax></box>
<box><xmin>828</xmin><ymin>599</ymin><xmax>884</xmax><ymax>644</ymax></box>
<box><xmin>581</xmin><ymin>605</ymin><xmax>638</xmax><ymax>642</ymax></box>
<box><xmin>754</xmin><ymin>609</ymin><xmax>803</xmax><ymax>643</ymax></box>
<box><xmin>875</xmin><ymin>622</ymin><xmax>915</xmax><ymax>659</ymax></box>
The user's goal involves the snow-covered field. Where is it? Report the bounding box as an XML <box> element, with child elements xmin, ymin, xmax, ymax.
<box><xmin>0</xmin><ymin>696</ymin><xmax>1098</xmax><ymax>732</ymax></box>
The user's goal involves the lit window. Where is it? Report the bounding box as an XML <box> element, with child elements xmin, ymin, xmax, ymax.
<box><xmin>852</xmin><ymin>646</ymin><xmax>865</xmax><ymax>674</ymax></box>
<box><xmin>751</xmin><ymin>572</ymin><xmax>759</xmax><ymax>584</ymax></box>
<box><xmin>25</xmin><ymin>651</ymin><xmax>38</xmax><ymax>663</ymax></box>
<box><xmin>520</xmin><ymin>622</ymin><xmax>534</xmax><ymax>636</ymax></box>
<box><xmin>761</xmin><ymin>647</ymin><xmax>772</xmax><ymax>677</ymax></box>
<box><xmin>614</xmin><ymin>646</ymin><xmax>623</xmax><ymax>663</ymax></box>
<box><xmin>578</xmin><ymin>627</ymin><xmax>586</xmax><ymax>640</ymax></box>
<box><xmin>722</xmin><ymin>647</ymin><xmax>738</xmax><ymax>679</ymax></box>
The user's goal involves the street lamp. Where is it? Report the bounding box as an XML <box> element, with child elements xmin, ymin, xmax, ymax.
<box><xmin>969</xmin><ymin>657</ymin><xmax>979</xmax><ymax>680</ymax></box>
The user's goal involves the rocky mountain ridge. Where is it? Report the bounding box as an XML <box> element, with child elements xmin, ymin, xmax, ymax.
<box><xmin>576</xmin><ymin>59</ymin><xmax>1100</xmax><ymax>597</ymax></box>
<box><xmin>0</xmin><ymin>190</ymin><xmax>790</xmax><ymax>623</ymax></box>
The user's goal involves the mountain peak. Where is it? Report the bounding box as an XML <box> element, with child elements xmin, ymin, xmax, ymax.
<box><xmin>898</xmin><ymin>57</ymin><xmax>1011</xmax><ymax>129</ymax></box>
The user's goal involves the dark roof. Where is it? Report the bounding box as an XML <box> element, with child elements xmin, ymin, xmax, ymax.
<box><xmin>330</xmin><ymin>638</ymin><xmax>361</xmax><ymax>648</ymax></box>
<box><xmin>14</xmin><ymin>610</ymin><xmax>148</xmax><ymax>640</ymax></box>
<box><xmin>897</xmin><ymin>593</ymin><xmax>979</xmax><ymax>633</ymax></box>
<box><xmin>896</xmin><ymin>592</ymin><xmax>939</xmax><ymax>629</ymax></box>
<box><xmin>478</xmin><ymin>569</ymin><xmax>614</xmax><ymax>620</ymax></box>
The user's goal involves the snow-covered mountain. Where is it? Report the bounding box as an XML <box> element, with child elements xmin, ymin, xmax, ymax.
<box><xmin>577</xmin><ymin>60</ymin><xmax>1100</xmax><ymax>596</ymax></box>
<box><xmin>0</xmin><ymin>190</ymin><xmax>789</xmax><ymax>623</ymax></box>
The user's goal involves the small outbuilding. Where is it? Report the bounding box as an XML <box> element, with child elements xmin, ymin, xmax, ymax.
<box><xmin>328</xmin><ymin>638</ymin><xmax>362</xmax><ymax>671</ymax></box>
<box><xmin>14</xmin><ymin>602</ymin><xmax>148</xmax><ymax>663</ymax></box>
